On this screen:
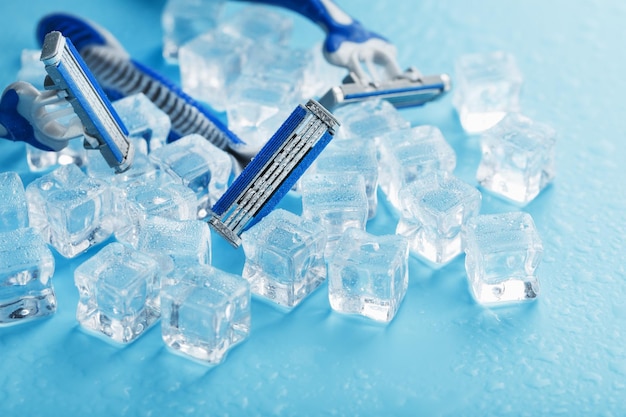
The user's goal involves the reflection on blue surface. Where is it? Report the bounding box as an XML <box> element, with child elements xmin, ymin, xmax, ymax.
<box><xmin>1</xmin><ymin>0</ymin><xmax>626</xmax><ymax>415</ymax></box>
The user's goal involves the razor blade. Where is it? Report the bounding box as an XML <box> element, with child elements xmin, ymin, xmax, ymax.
<box><xmin>40</xmin><ymin>31</ymin><xmax>133</xmax><ymax>172</ymax></box>
<box><xmin>319</xmin><ymin>68</ymin><xmax>451</xmax><ymax>110</ymax></box>
<box><xmin>209</xmin><ymin>99</ymin><xmax>339</xmax><ymax>247</ymax></box>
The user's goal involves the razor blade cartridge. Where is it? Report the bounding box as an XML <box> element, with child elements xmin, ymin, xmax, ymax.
<box><xmin>40</xmin><ymin>31</ymin><xmax>133</xmax><ymax>172</ymax></box>
<box><xmin>319</xmin><ymin>69</ymin><xmax>451</xmax><ymax>110</ymax></box>
<box><xmin>209</xmin><ymin>99</ymin><xmax>339</xmax><ymax>247</ymax></box>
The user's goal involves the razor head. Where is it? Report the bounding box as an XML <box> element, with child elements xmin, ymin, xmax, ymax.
<box><xmin>209</xmin><ymin>99</ymin><xmax>339</xmax><ymax>247</ymax></box>
<box><xmin>41</xmin><ymin>31</ymin><xmax>133</xmax><ymax>172</ymax></box>
<box><xmin>319</xmin><ymin>68</ymin><xmax>451</xmax><ymax>110</ymax></box>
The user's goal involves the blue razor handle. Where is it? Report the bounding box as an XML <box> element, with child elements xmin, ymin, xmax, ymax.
<box><xmin>209</xmin><ymin>99</ymin><xmax>339</xmax><ymax>247</ymax></box>
<box><xmin>36</xmin><ymin>13</ymin><xmax>245</xmax><ymax>151</ymax></box>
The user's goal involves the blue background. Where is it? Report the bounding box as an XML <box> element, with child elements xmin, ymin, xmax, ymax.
<box><xmin>1</xmin><ymin>1</ymin><xmax>625</xmax><ymax>415</ymax></box>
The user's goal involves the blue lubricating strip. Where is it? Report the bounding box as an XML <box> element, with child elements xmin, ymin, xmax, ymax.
<box><xmin>211</xmin><ymin>105</ymin><xmax>308</xmax><ymax>215</ymax></box>
<box><xmin>131</xmin><ymin>60</ymin><xmax>244</xmax><ymax>146</ymax></box>
<box><xmin>60</xmin><ymin>38</ymin><xmax>127</xmax><ymax>162</ymax></box>
<box><xmin>343</xmin><ymin>81</ymin><xmax>446</xmax><ymax>100</ymax></box>
<box><xmin>37</xmin><ymin>13</ymin><xmax>107</xmax><ymax>51</ymax></box>
<box><xmin>245</xmin><ymin>130</ymin><xmax>334</xmax><ymax>230</ymax></box>
<box><xmin>0</xmin><ymin>89</ymin><xmax>54</xmax><ymax>151</ymax></box>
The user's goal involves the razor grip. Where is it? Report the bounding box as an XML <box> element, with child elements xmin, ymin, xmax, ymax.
<box><xmin>0</xmin><ymin>87</ymin><xmax>54</xmax><ymax>151</ymax></box>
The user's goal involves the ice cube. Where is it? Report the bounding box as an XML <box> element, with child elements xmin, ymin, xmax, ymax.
<box><xmin>333</xmin><ymin>99</ymin><xmax>410</xmax><ymax>141</ymax></box>
<box><xmin>453</xmin><ymin>52</ymin><xmax>523</xmax><ymax>133</ymax></box>
<box><xmin>74</xmin><ymin>242</ymin><xmax>161</xmax><ymax>343</ymax></box>
<box><xmin>300</xmin><ymin>42</ymin><xmax>347</xmax><ymax>100</ymax></box>
<box><xmin>310</xmin><ymin>138</ymin><xmax>379</xmax><ymax>219</ymax></box>
<box><xmin>114</xmin><ymin>170</ymin><xmax>198</xmax><ymax>243</ymax></box>
<box><xmin>0</xmin><ymin>172</ymin><xmax>29</xmax><ymax>233</ymax></box>
<box><xmin>226</xmin><ymin>74</ymin><xmax>299</xmax><ymax>153</ymax></box>
<box><xmin>161</xmin><ymin>0</ymin><xmax>225</xmax><ymax>63</ymax></box>
<box><xmin>463</xmin><ymin>212</ymin><xmax>543</xmax><ymax>306</ymax></box>
<box><xmin>328</xmin><ymin>228</ymin><xmax>408</xmax><ymax>323</ymax></box>
<box><xmin>300</xmin><ymin>173</ymin><xmax>368</xmax><ymax>255</ymax></box>
<box><xmin>161</xmin><ymin>264</ymin><xmax>251</xmax><ymax>364</ymax></box>
<box><xmin>17</xmin><ymin>49</ymin><xmax>46</xmax><ymax>90</ymax></box>
<box><xmin>241</xmin><ymin>209</ymin><xmax>326</xmax><ymax>309</ymax></box>
<box><xmin>0</xmin><ymin>227</ymin><xmax>56</xmax><ymax>325</ymax></box>
<box><xmin>221</xmin><ymin>5</ymin><xmax>292</xmax><ymax>46</ymax></box>
<box><xmin>26</xmin><ymin>164</ymin><xmax>115</xmax><ymax>258</ymax></box>
<box><xmin>121</xmin><ymin>216</ymin><xmax>211</xmax><ymax>274</ymax></box>
<box><xmin>179</xmin><ymin>30</ymin><xmax>252</xmax><ymax>112</ymax></box>
<box><xmin>477</xmin><ymin>113</ymin><xmax>556</xmax><ymax>205</ymax></box>
<box><xmin>396</xmin><ymin>172</ymin><xmax>481</xmax><ymax>266</ymax></box>
<box><xmin>26</xmin><ymin>139</ymin><xmax>87</xmax><ymax>173</ymax></box>
<box><xmin>112</xmin><ymin>93</ymin><xmax>171</xmax><ymax>154</ymax></box>
<box><xmin>149</xmin><ymin>134</ymin><xmax>232</xmax><ymax>215</ymax></box>
<box><xmin>378</xmin><ymin>125</ymin><xmax>456</xmax><ymax>210</ymax></box>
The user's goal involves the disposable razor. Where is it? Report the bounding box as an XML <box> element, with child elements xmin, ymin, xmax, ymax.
<box><xmin>209</xmin><ymin>99</ymin><xmax>339</xmax><ymax>247</ymax></box>
<box><xmin>40</xmin><ymin>31</ymin><xmax>133</xmax><ymax>172</ymax></box>
<box><xmin>0</xmin><ymin>31</ymin><xmax>133</xmax><ymax>172</ymax></box>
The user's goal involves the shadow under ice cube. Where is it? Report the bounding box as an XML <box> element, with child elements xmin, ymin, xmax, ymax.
<box><xmin>241</xmin><ymin>209</ymin><xmax>326</xmax><ymax>309</ymax></box>
<box><xmin>0</xmin><ymin>228</ymin><xmax>56</xmax><ymax>325</ymax></box>
<box><xmin>74</xmin><ymin>242</ymin><xmax>161</xmax><ymax>344</ymax></box>
<box><xmin>161</xmin><ymin>264</ymin><xmax>250</xmax><ymax>365</ymax></box>
<box><xmin>328</xmin><ymin>228</ymin><xmax>409</xmax><ymax>323</ymax></box>
<box><xmin>463</xmin><ymin>212</ymin><xmax>543</xmax><ymax>306</ymax></box>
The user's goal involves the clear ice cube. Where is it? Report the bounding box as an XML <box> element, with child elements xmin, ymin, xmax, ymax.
<box><xmin>74</xmin><ymin>242</ymin><xmax>161</xmax><ymax>344</ymax></box>
<box><xmin>328</xmin><ymin>228</ymin><xmax>409</xmax><ymax>323</ymax></box>
<box><xmin>396</xmin><ymin>173</ymin><xmax>481</xmax><ymax>266</ymax></box>
<box><xmin>161</xmin><ymin>0</ymin><xmax>225</xmax><ymax>63</ymax></box>
<box><xmin>112</xmin><ymin>93</ymin><xmax>171</xmax><ymax>154</ymax></box>
<box><xmin>477</xmin><ymin>113</ymin><xmax>556</xmax><ymax>205</ymax></box>
<box><xmin>179</xmin><ymin>30</ymin><xmax>251</xmax><ymax>112</ymax></box>
<box><xmin>300</xmin><ymin>173</ymin><xmax>368</xmax><ymax>255</ymax></box>
<box><xmin>453</xmin><ymin>52</ymin><xmax>523</xmax><ymax>133</ymax></box>
<box><xmin>241</xmin><ymin>209</ymin><xmax>326</xmax><ymax>309</ymax></box>
<box><xmin>26</xmin><ymin>164</ymin><xmax>115</xmax><ymax>258</ymax></box>
<box><xmin>221</xmin><ymin>5</ymin><xmax>292</xmax><ymax>46</ymax></box>
<box><xmin>0</xmin><ymin>172</ymin><xmax>29</xmax><ymax>233</ymax></box>
<box><xmin>378</xmin><ymin>125</ymin><xmax>456</xmax><ymax>210</ymax></box>
<box><xmin>122</xmin><ymin>216</ymin><xmax>211</xmax><ymax>274</ymax></box>
<box><xmin>227</xmin><ymin>74</ymin><xmax>299</xmax><ymax>153</ymax></box>
<box><xmin>463</xmin><ymin>212</ymin><xmax>543</xmax><ymax>306</ymax></box>
<box><xmin>300</xmin><ymin>42</ymin><xmax>347</xmax><ymax>100</ymax></box>
<box><xmin>161</xmin><ymin>264</ymin><xmax>251</xmax><ymax>365</ymax></box>
<box><xmin>26</xmin><ymin>139</ymin><xmax>87</xmax><ymax>173</ymax></box>
<box><xmin>333</xmin><ymin>99</ymin><xmax>410</xmax><ymax>141</ymax></box>
<box><xmin>149</xmin><ymin>134</ymin><xmax>232</xmax><ymax>215</ymax></box>
<box><xmin>310</xmin><ymin>138</ymin><xmax>379</xmax><ymax>219</ymax></box>
<box><xmin>114</xmin><ymin>169</ymin><xmax>198</xmax><ymax>243</ymax></box>
<box><xmin>0</xmin><ymin>227</ymin><xmax>56</xmax><ymax>325</ymax></box>
<box><xmin>17</xmin><ymin>49</ymin><xmax>46</xmax><ymax>89</ymax></box>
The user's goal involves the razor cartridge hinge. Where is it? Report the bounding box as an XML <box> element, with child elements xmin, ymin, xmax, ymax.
<box><xmin>41</xmin><ymin>31</ymin><xmax>133</xmax><ymax>172</ymax></box>
<box><xmin>209</xmin><ymin>99</ymin><xmax>339</xmax><ymax>247</ymax></box>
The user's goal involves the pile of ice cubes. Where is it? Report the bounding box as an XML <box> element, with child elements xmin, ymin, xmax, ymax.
<box><xmin>3</xmin><ymin>0</ymin><xmax>558</xmax><ymax>367</ymax></box>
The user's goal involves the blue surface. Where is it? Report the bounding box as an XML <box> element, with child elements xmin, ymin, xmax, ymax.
<box><xmin>1</xmin><ymin>1</ymin><xmax>626</xmax><ymax>416</ymax></box>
